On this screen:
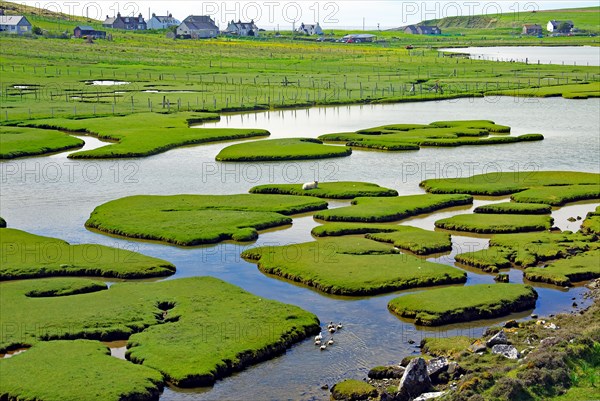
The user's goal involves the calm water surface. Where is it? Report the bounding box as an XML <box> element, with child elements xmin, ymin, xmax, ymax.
<box><xmin>439</xmin><ymin>46</ymin><xmax>600</xmax><ymax>66</ymax></box>
<box><xmin>1</xmin><ymin>97</ymin><xmax>599</xmax><ymax>400</ymax></box>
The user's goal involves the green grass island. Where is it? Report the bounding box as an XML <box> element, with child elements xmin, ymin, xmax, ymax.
<box><xmin>15</xmin><ymin>112</ymin><xmax>270</xmax><ymax>158</ymax></box>
<box><xmin>420</xmin><ymin>171</ymin><xmax>600</xmax><ymax>204</ymax></box>
<box><xmin>215</xmin><ymin>138</ymin><xmax>352</xmax><ymax>161</ymax></box>
<box><xmin>455</xmin><ymin>231</ymin><xmax>598</xmax><ymax>279</ymax></box>
<box><xmin>330</xmin><ymin>379</ymin><xmax>378</xmax><ymax>401</ymax></box>
<box><xmin>473</xmin><ymin>202</ymin><xmax>552</xmax><ymax>214</ymax></box>
<box><xmin>0</xmin><ymin>228</ymin><xmax>175</xmax><ymax>280</ymax></box>
<box><xmin>434</xmin><ymin>214</ymin><xmax>554</xmax><ymax>234</ymax></box>
<box><xmin>314</xmin><ymin>194</ymin><xmax>473</xmax><ymax>222</ymax></box>
<box><xmin>85</xmin><ymin>194</ymin><xmax>327</xmax><ymax>245</ymax></box>
<box><xmin>241</xmin><ymin>237</ymin><xmax>466</xmax><ymax>295</ymax></box>
<box><xmin>387</xmin><ymin>284</ymin><xmax>538</xmax><ymax>326</ymax></box>
<box><xmin>249</xmin><ymin>181</ymin><xmax>398</xmax><ymax>199</ymax></box>
<box><xmin>0</xmin><ymin>276</ymin><xmax>320</xmax><ymax>387</ymax></box>
<box><xmin>318</xmin><ymin>120</ymin><xmax>543</xmax><ymax>151</ymax></box>
<box><xmin>311</xmin><ymin>223</ymin><xmax>452</xmax><ymax>255</ymax></box>
<box><xmin>524</xmin><ymin>250</ymin><xmax>600</xmax><ymax>286</ymax></box>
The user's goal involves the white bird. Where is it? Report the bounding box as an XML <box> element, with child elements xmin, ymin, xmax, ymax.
<box><xmin>328</xmin><ymin>327</ymin><xmax>336</xmax><ymax>333</ymax></box>
<box><xmin>320</xmin><ymin>344</ymin><xmax>327</xmax><ymax>351</ymax></box>
<box><xmin>315</xmin><ymin>332</ymin><xmax>322</xmax><ymax>341</ymax></box>
<box><xmin>328</xmin><ymin>337</ymin><xmax>334</xmax><ymax>345</ymax></box>
<box><xmin>337</xmin><ymin>322</ymin><xmax>343</xmax><ymax>329</ymax></box>
<box><xmin>315</xmin><ymin>339</ymin><xmax>322</xmax><ymax>346</ymax></box>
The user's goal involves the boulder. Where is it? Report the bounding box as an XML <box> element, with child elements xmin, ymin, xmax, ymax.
<box><xmin>504</xmin><ymin>319</ymin><xmax>519</xmax><ymax>328</ymax></box>
<box><xmin>396</xmin><ymin>358</ymin><xmax>434</xmax><ymax>401</ymax></box>
<box><xmin>414</xmin><ymin>392</ymin><xmax>447</xmax><ymax>401</ymax></box>
<box><xmin>468</xmin><ymin>339</ymin><xmax>486</xmax><ymax>353</ymax></box>
<box><xmin>426</xmin><ymin>357</ymin><xmax>449</xmax><ymax>382</ymax></box>
<box><xmin>491</xmin><ymin>344</ymin><xmax>520</xmax><ymax>359</ymax></box>
<box><xmin>486</xmin><ymin>330</ymin><xmax>508</xmax><ymax>347</ymax></box>
<box><xmin>447</xmin><ymin>362</ymin><xmax>464</xmax><ymax>378</ymax></box>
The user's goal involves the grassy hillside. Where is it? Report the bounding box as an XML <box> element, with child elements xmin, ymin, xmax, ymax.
<box><xmin>0</xmin><ymin>1</ymin><xmax>101</xmax><ymax>32</ymax></box>
<box><xmin>415</xmin><ymin>7</ymin><xmax>600</xmax><ymax>35</ymax></box>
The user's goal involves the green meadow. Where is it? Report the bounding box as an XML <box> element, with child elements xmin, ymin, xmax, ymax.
<box><xmin>0</xmin><ymin>228</ymin><xmax>175</xmax><ymax>279</ymax></box>
<box><xmin>0</xmin><ymin>2</ymin><xmax>598</xmax><ymax>124</ymax></box>
<box><xmin>0</xmin><ymin>340</ymin><xmax>164</xmax><ymax>401</ymax></box>
<box><xmin>216</xmin><ymin>138</ymin><xmax>351</xmax><ymax>161</ymax></box>
<box><xmin>0</xmin><ymin>277</ymin><xmax>319</xmax><ymax>386</ymax></box>
<box><xmin>388</xmin><ymin>284</ymin><xmax>538</xmax><ymax>326</ymax></box>
<box><xmin>421</xmin><ymin>171</ymin><xmax>600</xmax><ymax>197</ymax></box>
<box><xmin>0</xmin><ymin>125</ymin><xmax>83</xmax><ymax>158</ymax></box>
<box><xmin>86</xmin><ymin>194</ymin><xmax>327</xmax><ymax>245</ymax></box>
<box><xmin>250</xmin><ymin>181</ymin><xmax>398</xmax><ymax>199</ymax></box>
<box><xmin>16</xmin><ymin>112</ymin><xmax>269</xmax><ymax>158</ymax></box>
<box><xmin>241</xmin><ymin>237</ymin><xmax>466</xmax><ymax>295</ymax></box>
<box><xmin>314</xmin><ymin>194</ymin><xmax>473</xmax><ymax>222</ymax></box>
<box><xmin>434</xmin><ymin>214</ymin><xmax>553</xmax><ymax>234</ymax></box>
<box><xmin>311</xmin><ymin>222</ymin><xmax>451</xmax><ymax>255</ymax></box>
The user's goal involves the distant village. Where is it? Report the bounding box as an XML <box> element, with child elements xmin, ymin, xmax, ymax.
<box><xmin>0</xmin><ymin>8</ymin><xmax>582</xmax><ymax>41</ymax></box>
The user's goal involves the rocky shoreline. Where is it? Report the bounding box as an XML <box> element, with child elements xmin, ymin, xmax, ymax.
<box><xmin>332</xmin><ymin>279</ymin><xmax>600</xmax><ymax>401</ymax></box>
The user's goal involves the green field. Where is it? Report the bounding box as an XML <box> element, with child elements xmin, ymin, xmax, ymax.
<box><xmin>435</xmin><ymin>213</ymin><xmax>553</xmax><ymax>233</ymax></box>
<box><xmin>15</xmin><ymin>112</ymin><xmax>269</xmax><ymax>158</ymax></box>
<box><xmin>0</xmin><ymin>277</ymin><xmax>319</xmax><ymax>386</ymax></box>
<box><xmin>249</xmin><ymin>181</ymin><xmax>398</xmax><ymax>199</ymax></box>
<box><xmin>0</xmin><ymin>2</ymin><xmax>598</xmax><ymax>124</ymax></box>
<box><xmin>311</xmin><ymin>222</ymin><xmax>452</xmax><ymax>255</ymax></box>
<box><xmin>473</xmin><ymin>202</ymin><xmax>552</xmax><ymax>214</ymax></box>
<box><xmin>0</xmin><ymin>228</ymin><xmax>175</xmax><ymax>279</ymax></box>
<box><xmin>242</xmin><ymin>237</ymin><xmax>466</xmax><ymax>295</ymax></box>
<box><xmin>388</xmin><ymin>284</ymin><xmax>537</xmax><ymax>326</ymax></box>
<box><xmin>0</xmin><ymin>340</ymin><xmax>164</xmax><ymax>401</ymax></box>
<box><xmin>0</xmin><ymin>126</ymin><xmax>84</xmax><ymax>158</ymax></box>
<box><xmin>86</xmin><ymin>194</ymin><xmax>327</xmax><ymax>245</ymax></box>
<box><xmin>216</xmin><ymin>138</ymin><xmax>351</xmax><ymax>161</ymax></box>
<box><xmin>314</xmin><ymin>194</ymin><xmax>473</xmax><ymax>222</ymax></box>
<box><xmin>318</xmin><ymin>120</ymin><xmax>543</xmax><ymax>151</ymax></box>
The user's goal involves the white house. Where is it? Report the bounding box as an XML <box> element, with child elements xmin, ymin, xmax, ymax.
<box><xmin>296</xmin><ymin>22</ymin><xmax>323</xmax><ymax>36</ymax></box>
<box><xmin>0</xmin><ymin>15</ymin><xmax>32</xmax><ymax>35</ymax></box>
<box><xmin>147</xmin><ymin>13</ymin><xmax>180</xmax><ymax>30</ymax></box>
<box><xmin>547</xmin><ymin>20</ymin><xmax>574</xmax><ymax>33</ymax></box>
<box><xmin>226</xmin><ymin>20</ymin><xmax>259</xmax><ymax>36</ymax></box>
